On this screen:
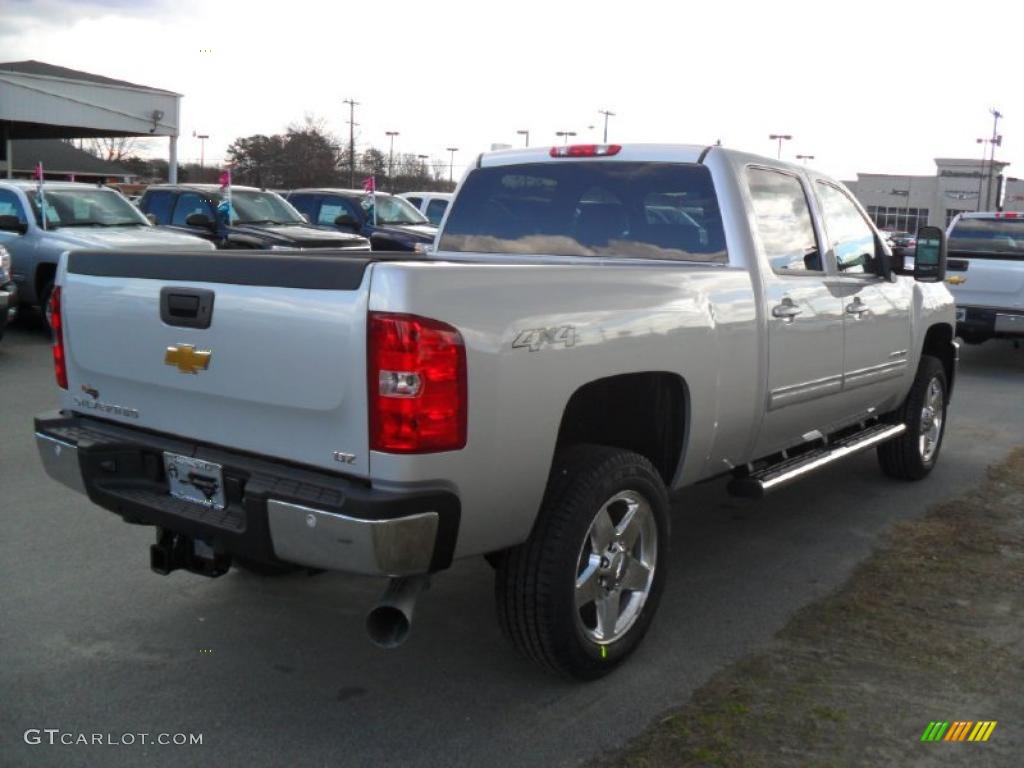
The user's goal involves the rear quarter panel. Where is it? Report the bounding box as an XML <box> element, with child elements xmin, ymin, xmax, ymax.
<box><xmin>367</xmin><ymin>259</ymin><xmax>758</xmax><ymax>557</ymax></box>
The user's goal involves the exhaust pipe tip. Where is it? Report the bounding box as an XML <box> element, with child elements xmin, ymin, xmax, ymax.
<box><xmin>365</xmin><ymin>575</ymin><xmax>429</xmax><ymax>649</ymax></box>
<box><xmin>366</xmin><ymin>605</ymin><xmax>412</xmax><ymax>649</ymax></box>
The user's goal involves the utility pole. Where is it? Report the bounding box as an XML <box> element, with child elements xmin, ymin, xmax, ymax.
<box><xmin>598</xmin><ymin>109</ymin><xmax>615</xmax><ymax>143</ymax></box>
<box><xmin>196</xmin><ymin>133</ymin><xmax>209</xmax><ymax>169</ymax></box>
<box><xmin>386</xmin><ymin>131</ymin><xmax>399</xmax><ymax>191</ymax></box>
<box><xmin>446</xmin><ymin>147</ymin><xmax>459</xmax><ymax>184</ymax></box>
<box><xmin>795</xmin><ymin>153</ymin><xmax>814</xmax><ymax>165</ymax></box>
<box><xmin>517</xmin><ymin>129</ymin><xmax>530</xmax><ymax>147</ymax></box>
<box><xmin>769</xmin><ymin>133</ymin><xmax>792</xmax><ymax>159</ymax></box>
<box><xmin>555</xmin><ymin>130</ymin><xmax>576</xmax><ymax>145</ymax></box>
<box><xmin>343</xmin><ymin>98</ymin><xmax>359</xmax><ymax>187</ymax></box>
<box><xmin>985</xmin><ymin>108</ymin><xmax>1003</xmax><ymax>210</ymax></box>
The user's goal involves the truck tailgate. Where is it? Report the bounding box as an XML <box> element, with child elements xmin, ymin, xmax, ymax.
<box><xmin>60</xmin><ymin>250</ymin><xmax>375</xmax><ymax>476</ymax></box>
<box><xmin>948</xmin><ymin>254</ymin><xmax>1024</xmax><ymax>311</ymax></box>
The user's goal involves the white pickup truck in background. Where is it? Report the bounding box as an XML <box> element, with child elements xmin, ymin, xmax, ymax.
<box><xmin>35</xmin><ymin>143</ymin><xmax>957</xmax><ymax>679</ymax></box>
<box><xmin>945</xmin><ymin>211</ymin><xmax>1024</xmax><ymax>345</ymax></box>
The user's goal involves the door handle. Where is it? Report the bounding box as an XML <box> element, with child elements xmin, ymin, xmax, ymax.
<box><xmin>845</xmin><ymin>297</ymin><xmax>870</xmax><ymax>317</ymax></box>
<box><xmin>771</xmin><ymin>298</ymin><xmax>802</xmax><ymax>322</ymax></box>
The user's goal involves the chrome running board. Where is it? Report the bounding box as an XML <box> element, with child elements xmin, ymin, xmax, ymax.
<box><xmin>728</xmin><ymin>423</ymin><xmax>907</xmax><ymax>499</ymax></box>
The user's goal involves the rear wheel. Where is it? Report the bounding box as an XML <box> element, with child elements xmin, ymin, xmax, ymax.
<box><xmin>38</xmin><ymin>279</ymin><xmax>54</xmax><ymax>330</ymax></box>
<box><xmin>495</xmin><ymin>444</ymin><xmax>669</xmax><ymax>679</ymax></box>
<box><xmin>877</xmin><ymin>355</ymin><xmax>948</xmax><ymax>480</ymax></box>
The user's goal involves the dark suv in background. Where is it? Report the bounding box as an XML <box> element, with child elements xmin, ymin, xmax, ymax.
<box><xmin>139</xmin><ymin>185</ymin><xmax>371</xmax><ymax>251</ymax></box>
<box><xmin>286</xmin><ymin>189</ymin><xmax>436</xmax><ymax>252</ymax></box>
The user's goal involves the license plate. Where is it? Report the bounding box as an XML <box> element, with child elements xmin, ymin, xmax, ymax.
<box><xmin>163</xmin><ymin>452</ymin><xmax>226</xmax><ymax>510</ymax></box>
<box><xmin>955</xmin><ymin>308</ymin><xmax>966</xmax><ymax>322</ymax></box>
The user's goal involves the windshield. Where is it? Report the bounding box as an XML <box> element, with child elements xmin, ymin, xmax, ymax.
<box><xmin>229</xmin><ymin>190</ymin><xmax>305</xmax><ymax>225</ymax></box>
<box><xmin>30</xmin><ymin>187</ymin><xmax>149</xmax><ymax>228</ymax></box>
<box><xmin>438</xmin><ymin>162</ymin><xmax>727</xmax><ymax>262</ymax></box>
<box><xmin>949</xmin><ymin>218</ymin><xmax>1024</xmax><ymax>258</ymax></box>
<box><xmin>372</xmin><ymin>194</ymin><xmax>429</xmax><ymax>225</ymax></box>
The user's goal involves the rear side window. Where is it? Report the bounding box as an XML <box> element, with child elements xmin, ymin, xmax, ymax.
<box><xmin>949</xmin><ymin>218</ymin><xmax>1024</xmax><ymax>259</ymax></box>
<box><xmin>318</xmin><ymin>199</ymin><xmax>359</xmax><ymax>225</ymax></box>
<box><xmin>288</xmin><ymin>193</ymin><xmax>317</xmax><ymax>219</ymax></box>
<box><xmin>172</xmin><ymin>192</ymin><xmax>214</xmax><ymax>226</ymax></box>
<box><xmin>0</xmin><ymin>189</ymin><xmax>27</xmax><ymax>223</ymax></box>
<box><xmin>141</xmin><ymin>190</ymin><xmax>175</xmax><ymax>223</ymax></box>
<box><xmin>425</xmin><ymin>198</ymin><xmax>448</xmax><ymax>225</ymax></box>
<box><xmin>438</xmin><ymin>162</ymin><xmax>726</xmax><ymax>262</ymax></box>
<box><xmin>746</xmin><ymin>168</ymin><xmax>822</xmax><ymax>274</ymax></box>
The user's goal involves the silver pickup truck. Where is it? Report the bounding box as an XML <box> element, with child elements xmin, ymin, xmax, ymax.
<box><xmin>35</xmin><ymin>144</ymin><xmax>957</xmax><ymax>679</ymax></box>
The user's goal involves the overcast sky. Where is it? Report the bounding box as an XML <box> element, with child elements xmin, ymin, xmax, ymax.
<box><xmin>3</xmin><ymin>0</ymin><xmax>1023</xmax><ymax>181</ymax></box>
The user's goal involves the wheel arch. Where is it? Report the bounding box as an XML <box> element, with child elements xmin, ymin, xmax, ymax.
<box><xmin>34</xmin><ymin>261</ymin><xmax>57</xmax><ymax>306</ymax></box>
<box><xmin>554</xmin><ymin>371</ymin><xmax>690</xmax><ymax>486</ymax></box>
<box><xmin>920</xmin><ymin>322</ymin><xmax>956</xmax><ymax>398</ymax></box>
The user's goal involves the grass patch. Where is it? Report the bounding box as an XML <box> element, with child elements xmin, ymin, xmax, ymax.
<box><xmin>606</xmin><ymin>449</ymin><xmax>1024</xmax><ymax>768</ymax></box>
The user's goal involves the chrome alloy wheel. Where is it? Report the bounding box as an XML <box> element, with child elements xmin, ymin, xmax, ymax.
<box><xmin>919</xmin><ymin>377</ymin><xmax>945</xmax><ymax>463</ymax></box>
<box><xmin>574</xmin><ymin>490</ymin><xmax>657</xmax><ymax>645</ymax></box>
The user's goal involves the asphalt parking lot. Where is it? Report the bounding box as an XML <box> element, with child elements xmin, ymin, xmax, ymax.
<box><xmin>2</xmin><ymin>318</ymin><xmax>1022</xmax><ymax>768</ymax></box>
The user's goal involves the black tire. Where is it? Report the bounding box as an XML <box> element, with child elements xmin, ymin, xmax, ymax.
<box><xmin>38</xmin><ymin>279</ymin><xmax>54</xmax><ymax>331</ymax></box>
<box><xmin>877</xmin><ymin>355</ymin><xmax>948</xmax><ymax>481</ymax></box>
<box><xmin>233</xmin><ymin>556</ymin><xmax>302</xmax><ymax>576</ymax></box>
<box><xmin>495</xmin><ymin>444</ymin><xmax>670</xmax><ymax>680</ymax></box>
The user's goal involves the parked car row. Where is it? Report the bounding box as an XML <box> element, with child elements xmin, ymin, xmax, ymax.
<box><xmin>0</xmin><ymin>179</ymin><xmax>449</xmax><ymax>319</ymax></box>
<box><xmin>137</xmin><ymin>185</ymin><xmax>373</xmax><ymax>251</ymax></box>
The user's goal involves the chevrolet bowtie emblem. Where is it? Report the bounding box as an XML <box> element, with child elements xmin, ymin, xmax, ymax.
<box><xmin>165</xmin><ymin>344</ymin><xmax>212</xmax><ymax>374</ymax></box>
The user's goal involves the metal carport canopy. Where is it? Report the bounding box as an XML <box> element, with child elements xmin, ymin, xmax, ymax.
<box><xmin>0</xmin><ymin>60</ymin><xmax>182</xmax><ymax>181</ymax></box>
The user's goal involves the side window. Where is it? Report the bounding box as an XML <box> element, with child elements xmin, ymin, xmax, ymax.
<box><xmin>0</xmin><ymin>190</ymin><xmax>27</xmax><ymax>223</ymax></box>
<box><xmin>288</xmin><ymin>194</ymin><xmax>316</xmax><ymax>219</ymax></box>
<box><xmin>425</xmin><ymin>198</ymin><xmax>448</xmax><ymax>225</ymax></box>
<box><xmin>171</xmin><ymin>193</ymin><xmax>213</xmax><ymax>227</ymax></box>
<box><xmin>142</xmin><ymin>190</ymin><xmax>174</xmax><ymax>223</ymax></box>
<box><xmin>405</xmin><ymin>196</ymin><xmax>422</xmax><ymax>208</ymax></box>
<box><xmin>317</xmin><ymin>201</ymin><xmax>350</xmax><ymax>225</ymax></box>
<box><xmin>747</xmin><ymin>168</ymin><xmax>822</xmax><ymax>274</ymax></box>
<box><xmin>816</xmin><ymin>182</ymin><xmax>876</xmax><ymax>274</ymax></box>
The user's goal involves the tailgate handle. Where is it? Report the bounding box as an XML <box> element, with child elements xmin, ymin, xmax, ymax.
<box><xmin>160</xmin><ymin>287</ymin><xmax>215</xmax><ymax>329</ymax></box>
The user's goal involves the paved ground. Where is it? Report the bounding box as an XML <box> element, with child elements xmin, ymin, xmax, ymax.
<box><xmin>2</xmin><ymin>318</ymin><xmax>1022</xmax><ymax>768</ymax></box>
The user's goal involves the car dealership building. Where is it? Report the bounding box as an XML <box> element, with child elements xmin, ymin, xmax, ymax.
<box><xmin>844</xmin><ymin>157</ymin><xmax>1012</xmax><ymax>233</ymax></box>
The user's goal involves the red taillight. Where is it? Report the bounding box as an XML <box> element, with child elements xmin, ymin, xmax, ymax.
<box><xmin>549</xmin><ymin>144</ymin><xmax>622</xmax><ymax>158</ymax></box>
<box><xmin>995</xmin><ymin>212</ymin><xmax>1020</xmax><ymax>219</ymax></box>
<box><xmin>49</xmin><ymin>286</ymin><xmax>68</xmax><ymax>390</ymax></box>
<box><xmin>368</xmin><ymin>312</ymin><xmax>466</xmax><ymax>453</ymax></box>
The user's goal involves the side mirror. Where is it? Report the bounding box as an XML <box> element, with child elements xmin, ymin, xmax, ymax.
<box><xmin>145</xmin><ymin>213</ymin><xmax>158</xmax><ymax>226</ymax></box>
<box><xmin>301</xmin><ymin>213</ymin><xmax>312</xmax><ymax>224</ymax></box>
<box><xmin>0</xmin><ymin>214</ymin><xmax>27</xmax><ymax>234</ymax></box>
<box><xmin>185</xmin><ymin>212</ymin><xmax>214</xmax><ymax>229</ymax></box>
<box><xmin>334</xmin><ymin>213</ymin><xmax>359</xmax><ymax>231</ymax></box>
<box><xmin>913</xmin><ymin>225</ymin><xmax>947</xmax><ymax>282</ymax></box>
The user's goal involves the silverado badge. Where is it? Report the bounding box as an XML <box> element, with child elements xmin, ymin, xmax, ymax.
<box><xmin>165</xmin><ymin>344</ymin><xmax>212</xmax><ymax>375</ymax></box>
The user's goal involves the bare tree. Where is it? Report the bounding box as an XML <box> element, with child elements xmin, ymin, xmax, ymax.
<box><xmin>87</xmin><ymin>136</ymin><xmax>150</xmax><ymax>163</ymax></box>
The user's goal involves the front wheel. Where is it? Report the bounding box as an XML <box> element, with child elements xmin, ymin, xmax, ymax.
<box><xmin>495</xmin><ymin>445</ymin><xmax>669</xmax><ymax>679</ymax></box>
<box><xmin>877</xmin><ymin>355</ymin><xmax>948</xmax><ymax>481</ymax></box>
